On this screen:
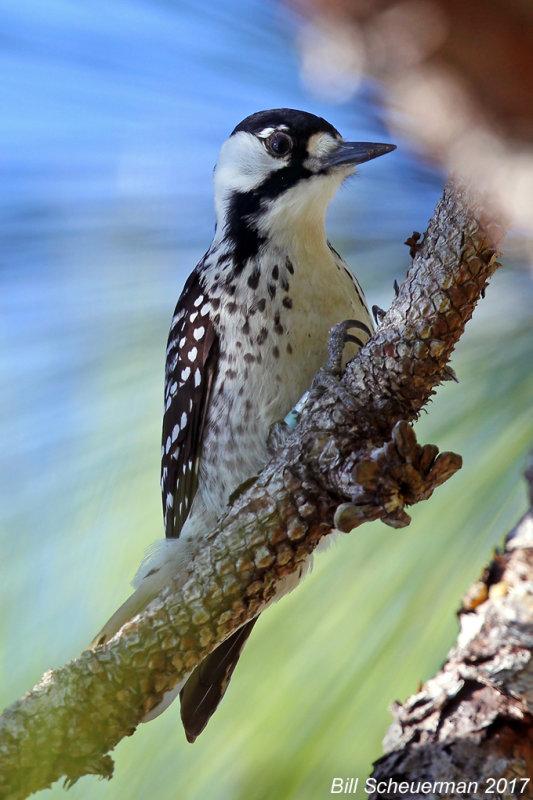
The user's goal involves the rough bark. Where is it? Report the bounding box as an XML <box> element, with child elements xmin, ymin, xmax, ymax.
<box><xmin>368</xmin><ymin>462</ymin><xmax>533</xmax><ymax>800</ymax></box>
<box><xmin>0</xmin><ymin>182</ymin><xmax>504</xmax><ymax>799</ymax></box>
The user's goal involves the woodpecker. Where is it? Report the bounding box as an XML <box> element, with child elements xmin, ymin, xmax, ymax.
<box><xmin>92</xmin><ymin>109</ymin><xmax>395</xmax><ymax>742</ymax></box>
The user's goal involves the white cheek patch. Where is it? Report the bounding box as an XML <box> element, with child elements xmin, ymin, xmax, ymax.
<box><xmin>214</xmin><ymin>131</ymin><xmax>285</xmax><ymax>195</ymax></box>
<box><xmin>304</xmin><ymin>132</ymin><xmax>341</xmax><ymax>171</ymax></box>
<box><xmin>307</xmin><ymin>132</ymin><xmax>340</xmax><ymax>158</ymax></box>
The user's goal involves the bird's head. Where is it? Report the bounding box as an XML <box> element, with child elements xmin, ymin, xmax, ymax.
<box><xmin>213</xmin><ymin>108</ymin><xmax>395</xmax><ymax>252</ymax></box>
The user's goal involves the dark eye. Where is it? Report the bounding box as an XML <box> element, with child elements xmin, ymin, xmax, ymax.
<box><xmin>266</xmin><ymin>131</ymin><xmax>293</xmax><ymax>157</ymax></box>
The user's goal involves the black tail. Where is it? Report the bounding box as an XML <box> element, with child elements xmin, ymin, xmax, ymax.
<box><xmin>180</xmin><ymin>616</ymin><xmax>259</xmax><ymax>742</ymax></box>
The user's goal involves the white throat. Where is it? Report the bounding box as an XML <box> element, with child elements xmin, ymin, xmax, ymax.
<box><xmin>255</xmin><ymin>171</ymin><xmax>346</xmax><ymax>251</ymax></box>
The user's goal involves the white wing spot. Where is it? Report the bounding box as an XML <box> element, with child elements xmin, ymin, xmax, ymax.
<box><xmin>171</xmin><ymin>423</ymin><xmax>180</xmax><ymax>442</ymax></box>
<box><xmin>165</xmin><ymin>435</ymin><xmax>171</xmax><ymax>454</ymax></box>
<box><xmin>188</xmin><ymin>346</ymin><xmax>198</xmax><ymax>362</ymax></box>
<box><xmin>180</xmin><ymin>412</ymin><xmax>187</xmax><ymax>428</ymax></box>
<box><xmin>181</xmin><ymin>366</ymin><xmax>191</xmax><ymax>381</ymax></box>
<box><xmin>171</xmin><ymin>310</ymin><xmax>184</xmax><ymax>328</ymax></box>
<box><xmin>193</xmin><ymin>326</ymin><xmax>205</xmax><ymax>341</ymax></box>
<box><xmin>179</xmin><ymin>336</ymin><xmax>186</xmax><ymax>348</ymax></box>
<box><xmin>200</xmin><ymin>303</ymin><xmax>210</xmax><ymax>316</ymax></box>
<box><xmin>194</xmin><ymin>294</ymin><xmax>204</xmax><ymax>307</ymax></box>
<box><xmin>190</xmin><ymin>311</ymin><xmax>198</xmax><ymax>323</ymax></box>
<box><xmin>194</xmin><ymin>368</ymin><xmax>201</xmax><ymax>387</ymax></box>
<box><xmin>169</xmin><ymin>381</ymin><xmax>177</xmax><ymax>396</ymax></box>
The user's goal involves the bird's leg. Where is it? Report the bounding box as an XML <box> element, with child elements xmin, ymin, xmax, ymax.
<box><xmin>326</xmin><ymin>319</ymin><xmax>368</xmax><ymax>376</ymax></box>
<box><xmin>267</xmin><ymin>319</ymin><xmax>365</xmax><ymax>449</ymax></box>
<box><xmin>309</xmin><ymin>319</ymin><xmax>366</xmax><ymax>411</ymax></box>
<box><xmin>267</xmin><ymin>390</ymin><xmax>311</xmax><ymax>452</ymax></box>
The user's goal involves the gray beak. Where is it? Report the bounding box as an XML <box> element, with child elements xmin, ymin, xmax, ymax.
<box><xmin>325</xmin><ymin>141</ymin><xmax>396</xmax><ymax>168</ymax></box>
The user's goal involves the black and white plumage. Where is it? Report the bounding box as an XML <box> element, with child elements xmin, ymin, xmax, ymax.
<box><xmin>92</xmin><ymin>109</ymin><xmax>395</xmax><ymax>742</ymax></box>
<box><xmin>161</xmin><ymin>269</ymin><xmax>219</xmax><ymax>537</ymax></box>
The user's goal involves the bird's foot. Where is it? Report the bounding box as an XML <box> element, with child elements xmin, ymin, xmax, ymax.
<box><xmin>309</xmin><ymin>320</ymin><xmax>365</xmax><ymax>411</ymax></box>
<box><xmin>372</xmin><ymin>304</ymin><xmax>386</xmax><ymax>325</ymax></box>
<box><xmin>325</xmin><ymin>319</ymin><xmax>367</xmax><ymax>376</ymax></box>
<box><xmin>267</xmin><ymin>420</ymin><xmax>292</xmax><ymax>452</ymax></box>
<box><xmin>267</xmin><ymin>389</ymin><xmax>312</xmax><ymax>449</ymax></box>
<box><xmin>310</xmin><ymin>369</ymin><xmax>358</xmax><ymax>412</ymax></box>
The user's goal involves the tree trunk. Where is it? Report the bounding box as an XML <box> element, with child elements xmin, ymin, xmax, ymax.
<box><xmin>368</xmin><ymin>460</ymin><xmax>533</xmax><ymax>800</ymax></box>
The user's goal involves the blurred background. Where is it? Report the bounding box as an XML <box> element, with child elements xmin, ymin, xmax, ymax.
<box><xmin>1</xmin><ymin>1</ymin><xmax>532</xmax><ymax>799</ymax></box>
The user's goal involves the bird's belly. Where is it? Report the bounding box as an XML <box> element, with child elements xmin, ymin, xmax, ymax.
<box><xmin>187</xmin><ymin>271</ymin><xmax>368</xmax><ymax>534</ymax></box>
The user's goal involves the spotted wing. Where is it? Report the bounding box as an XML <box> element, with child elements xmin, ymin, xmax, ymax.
<box><xmin>161</xmin><ymin>269</ymin><xmax>219</xmax><ymax>538</ymax></box>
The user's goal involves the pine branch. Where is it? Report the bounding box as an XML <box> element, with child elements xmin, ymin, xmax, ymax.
<box><xmin>0</xmin><ymin>181</ymin><xmax>505</xmax><ymax>799</ymax></box>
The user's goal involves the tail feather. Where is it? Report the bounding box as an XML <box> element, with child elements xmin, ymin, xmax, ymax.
<box><xmin>89</xmin><ymin>537</ymin><xmax>259</xmax><ymax>741</ymax></box>
<box><xmin>180</xmin><ymin>616</ymin><xmax>259</xmax><ymax>743</ymax></box>
<box><xmin>90</xmin><ymin>584</ymin><xmax>158</xmax><ymax>648</ymax></box>
<box><xmin>90</xmin><ymin>537</ymin><xmax>190</xmax><ymax>648</ymax></box>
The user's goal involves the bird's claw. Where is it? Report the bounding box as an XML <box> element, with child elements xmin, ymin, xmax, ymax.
<box><xmin>324</xmin><ymin>319</ymin><xmax>366</xmax><ymax>377</ymax></box>
<box><xmin>372</xmin><ymin>304</ymin><xmax>386</xmax><ymax>325</ymax></box>
<box><xmin>309</xmin><ymin>369</ymin><xmax>358</xmax><ymax>412</ymax></box>
<box><xmin>308</xmin><ymin>320</ymin><xmax>366</xmax><ymax>412</ymax></box>
<box><xmin>267</xmin><ymin>420</ymin><xmax>291</xmax><ymax>452</ymax></box>
<box><xmin>441</xmin><ymin>365</ymin><xmax>459</xmax><ymax>383</ymax></box>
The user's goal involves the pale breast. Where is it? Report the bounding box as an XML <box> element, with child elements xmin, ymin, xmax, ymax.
<box><xmin>184</xmin><ymin>244</ymin><xmax>372</xmax><ymax>536</ymax></box>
